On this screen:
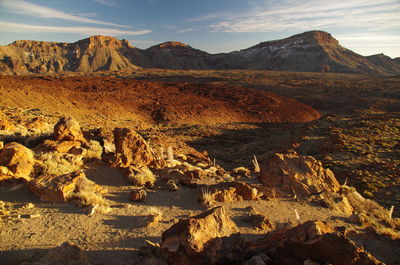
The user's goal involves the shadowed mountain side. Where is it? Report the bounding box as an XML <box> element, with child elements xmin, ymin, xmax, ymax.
<box><xmin>1</xmin><ymin>31</ymin><xmax>399</xmax><ymax>75</ymax></box>
<box><xmin>0</xmin><ymin>75</ymin><xmax>320</xmax><ymax>128</ymax></box>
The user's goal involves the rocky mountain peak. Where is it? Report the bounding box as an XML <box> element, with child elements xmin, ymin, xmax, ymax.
<box><xmin>74</xmin><ymin>35</ymin><xmax>133</xmax><ymax>49</ymax></box>
<box><xmin>153</xmin><ymin>41</ymin><xmax>190</xmax><ymax>49</ymax></box>
<box><xmin>300</xmin><ymin>30</ymin><xmax>339</xmax><ymax>46</ymax></box>
<box><xmin>10</xmin><ymin>40</ymin><xmax>67</xmax><ymax>50</ymax></box>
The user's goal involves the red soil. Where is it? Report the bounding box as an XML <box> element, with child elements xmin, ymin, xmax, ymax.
<box><xmin>0</xmin><ymin>75</ymin><xmax>320</xmax><ymax>128</ymax></box>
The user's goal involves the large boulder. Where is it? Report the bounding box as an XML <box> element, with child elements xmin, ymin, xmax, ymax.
<box><xmin>112</xmin><ymin>128</ymin><xmax>155</xmax><ymax>168</ymax></box>
<box><xmin>259</xmin><ymin>151</ymin><xmax>340</xmax><ymax>196</ymax></box>
<box><xmin>161</xmin><ymin>206</ymin><xmax>239</xmax><ymax>265</ymax></box>
<box><xmin>0</xmin><ymin>111</ymin><xmax>14</xmax><ymax>131</ymax></box>
<box><xmin>29</xmin><ymin>171</ymin><xmax>86</xmax><ymax>202</ymax></box>
<box><xmin>41</xmin><ymin>139</ymin><xmax>82</xmax><ymax>153</ymax></box>
<box><xmin>54</xmin><ymin>117</ymin><xmax>85</xmax><ymax>142</ymax></box>
<box><xmin>248</xmin><ymin>221</ymin><xmax>382</xmax><ymax>265</ymax></box>
<box><xmin>0</xmin><ymin>142</ymin><xmax>35</xmax><ymax>181</ymax></box>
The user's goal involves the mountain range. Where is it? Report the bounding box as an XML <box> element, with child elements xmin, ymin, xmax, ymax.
<box><xmin>1</xmin><ymin>31</ymin><xmax>399</xmax><ymax>75</ymax></box>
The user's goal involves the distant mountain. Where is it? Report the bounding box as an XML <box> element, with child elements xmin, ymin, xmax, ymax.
<box><xmin>366</xmin><ymin>53</ymin><xmax>400</xmax><ymax>75</ymax></box>
<box><xmin>1</xmin><ymin>31</ymin><xmax>399</xmax><ymax>75</ymax></box>
<box><xmin>142</xmin><ymin>41</ymin><xmax>212</xmax><ymax>69</ymax></box>
<box><xmin>0</xmin><ymin>35</ymin><xmax>146</xmax><ymax>74</ymax></box>
<box><xmin>222</xmin><ymin>31</ymin><xmax>391</xmax><ymax>74</ymax></box>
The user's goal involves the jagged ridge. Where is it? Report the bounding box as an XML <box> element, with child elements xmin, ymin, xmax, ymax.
<box><xmin>0</xmin><ymin>31</ymin><xmax>399</xmax><ymax>75</ymax></box>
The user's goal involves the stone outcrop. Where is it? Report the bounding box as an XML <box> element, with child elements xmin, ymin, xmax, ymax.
<box><xmin>0</xmin><ymin>111</ymin><xmax>14</xmax><ymax>131</ymax></box>
<box><xmin>200</xmin><ymin>182</ymin><xmax>264</xmax><ymax>208</ymax></box>
<box><xmin>0</xmin><ymin>142</ymin><xmax>35</xmax><ymax>181</ymax></box>
<box><xmin>29</xmin><ymin>171</ymin><xmax>85</xmax><ymax>202</ymax></box>
<box><xmin>259</xmin><ymin>151</ymin><xmax>341</xmax><ymax>197</ymax></box>
<box><xmin>41</xmin><ymin>140</ymin><xmax>82</xmax><ymax>153</ymax></box>
<box><xmin>54</xmin><ymin>117</ymin><xmax>85</xmax><ymax>142</ymax></box>
<box><xmin>112</xmin><ymin>128</ymin><xmax>155</xmax><ymax>168</ymax></box>
<box><xmin>247</xmin><ymin>220</ymin><xmax>382</xmax><ymax>265</ymax></box>
<box><xmin>161</xmin><ymin>206</ymin><xmax>239</xmax><ymax>265</ymax></box>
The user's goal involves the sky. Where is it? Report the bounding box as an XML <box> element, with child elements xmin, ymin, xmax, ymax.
<box><xmin>0</xmin><ymin>0</ymin><xmax>399</xmax><ymax>58</ymax></box>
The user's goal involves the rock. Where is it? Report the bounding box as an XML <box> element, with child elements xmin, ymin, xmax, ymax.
<box><xmin>29</xmin><ymin>171</ymin><xmax>86</xmax><ymax>202</ymax></box>
<box><xmin>323</xmin><ymin>194</ymin><xmax>354</xmax><ymax>216</ymax></box>
<box><xmin>54</xmin><ymin>117</ymin><xmax>85</xmax><ymax>142</ymax></box>
<box><xmin>244</xmin><ymin>255</ymin><xmax>268</xmax><ymax>265</ymax></box>
<box><xmin>247</xmin><ymin>221</ymin><xmax>382</xmax><ymax>265</ymax></box>
<box><xmin>243</xmin><ymin>213</ymin><xmax>273</xmax><ymax>231</ymax></box>
<box><xmin>166</xmin><ymin>179</ymin><xmax>179</xmax><ymax>191</ymax></box>
<box><xmin>113</xmin><ymin>127</ymin><xmax>155</xmax><ymax>168</ymax></box>
<box><xmin>232</xmin><ymin>167</ymin><xmax>251</xmax><ymax>178</ymax></box>
<box><xmin>23</xmin><ymin>203</ymin><xmax>35</xmax><ymax>209</ymax></box>
<box><xmin>233</xmin><ymin>182</ymin><xmax>259</xmax><ymax>200</ymax></box>
<box><xmin>199</xmin><ymin>182</ymin><xmax>260</xmax><ymax>206</ymax></box>
<box><xmin>130</xmin><ymin>189</ymin><xmax>147</xmax><ymax>202</ymax></box>
<box><xmin>103</xmin><ymin>139</ymin><xmax>115</xmax><ymax>154</ymax></box>
<box><xmin>0</xmin><ymin>141</ymin><xmax>4</xmax><ymax>150</ymax></box>
<box><xmin>259</xmin><ymin>150</ymin><xmax>341</xmax><ymax>197</ymax></box>
<box><xmin>0</xmin><ymin>142</ymin><xmax>35</xmax><ymax>181</ymax></box>
<box><xmin>146</xmin><ymin>213</ymin><xmax>162</xmax><ymax>227</ymax></box>
<box><xmin>0</xmin><ymin>112</ymin><xmax>14</xmax><ymax>131</ymax></box>
<box><xmin>69</xmin><ymin>146</ymin><xmax>86</xmax><ymax>156</ymax></box>
<box><xmin>184</xmin><ymin>169</ymin><xmax>206</xmax><ymax>181</ymax></box>
<box><xmin>41</xmin><ymin>139</ymin><xmax>81</xmax><ymax>153</ymax></box>
<box><xmin>19</xmin><ymin>241</ymin><xmax>91</xmax><ymax>265</ymax></box>
<box><xmin>161</xmin><ymin>206</ymin><xmax>239</xmax><ymax>265</ymax></box>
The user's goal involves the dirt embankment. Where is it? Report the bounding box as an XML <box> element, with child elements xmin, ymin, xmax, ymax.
<box><xmin>0</xmin><ymin>75</ymin><xmax>320</xmax><ymax>130</ymax></box>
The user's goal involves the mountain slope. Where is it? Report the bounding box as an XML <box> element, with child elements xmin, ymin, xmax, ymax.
<box><xmin>0</xmin><ymin>31</ymin><xmax>399</xmax><ymax>75</ymax></box>
<box><xmin>223</xmin><ymin>31</ymin><xmax>388</xmax><ymax>74</ymax></box>
<box><xmin>143</xmin><ymin>41</ymin><xmax>212</xmax><ymax>69</ymax></box>
<box><xmin>366</xmin><ymin>53</ymin><xmax>400</xmax><ymax>75</ymax></box>
<box><xmin>0</xmin><ymin>36</ymin><xmax>145</xmax><ymax>74</ymax></box>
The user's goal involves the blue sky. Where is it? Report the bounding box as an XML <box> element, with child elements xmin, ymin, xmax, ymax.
<box><xmin>0</xmin><ymin>0</ymin><xmax>399</xmax><ymax>57</ymax></box>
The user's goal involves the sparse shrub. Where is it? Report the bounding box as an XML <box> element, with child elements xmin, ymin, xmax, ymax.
<box><xmin>83</xmin><ymin>140</ymin><xmax>103</xmax><ymax>160</ymax></box>
<box><xmin>145</xmin><ymin>206</ymin><xmax>163</xmax><ymax>227</ymax></box>
<box><xmin>126</xmin><ymin>166</ymin><xmax>155</xmax><ymax>187</ymax></box>
<box><xmin>35</xmin><ymin>151</ymin><xmax>83</xmax><ymax>176</ymax></box>
<box><xmin>69</xmin><ymin>177</ymin><xmax>110</xmax><ymax>214</ymax></box>
<box><xmin>200</xmin><ymin>187</ymin><xmax>214</xmax><ymax>208</ymax></box>
<box><xmin>252</xmin><ymin>155</ymin><xmax>260</xmax><ymax>173</ymax></box>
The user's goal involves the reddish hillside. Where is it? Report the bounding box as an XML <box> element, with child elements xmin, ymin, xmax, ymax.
<box><xmin>0</xmin><ymin>75</ymin><xmax>320</xmax><ymax>128</ymax></box>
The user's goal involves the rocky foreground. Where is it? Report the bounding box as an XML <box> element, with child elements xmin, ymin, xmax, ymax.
<box><xmin>0</xmin><ymin>107</ymin><xmax>399</xmax><ymax>265</ymax></box>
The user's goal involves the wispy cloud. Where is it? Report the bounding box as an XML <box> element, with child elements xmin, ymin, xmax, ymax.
<box><xmin>202</xmin><ymin>0</ymin><xmax>400</xmax><ymax>33</ymax></box>
<box><xmin>0</xmin><ymin>0</ymin><xmax>127</xmax><ymax>28</ymax></box>
<box><xmin>337</xmin><ymin>34</ymin><xmax>400</xmax><ymax>47</ymax></box>
<box><xmin>0</xmin><ymin>21</ymin><xmax>151</xmax><ymax>36</ymax></box>
<box><xmin>177</xmin><ymin>27</ymin><xmax>197</xmax><ymax>33</ymax></box>
<box><xmin>93</xmin><ymin>0</ymin><xmax>117</xmax><ymax>7</ymax></box>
